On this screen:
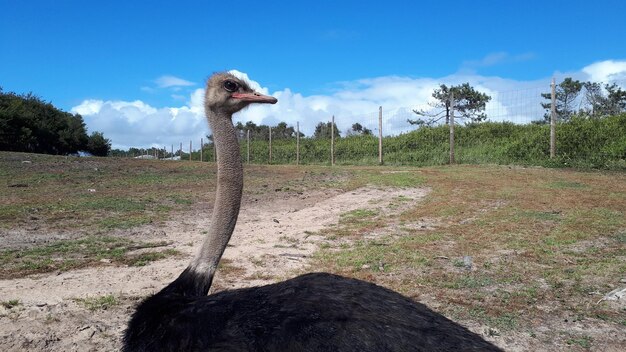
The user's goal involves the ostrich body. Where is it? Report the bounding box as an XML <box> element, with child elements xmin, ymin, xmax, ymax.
<box><xmin>123</xmin><ymin>73</ymin><xmax>502</xmax><ymax>352</ymax></box>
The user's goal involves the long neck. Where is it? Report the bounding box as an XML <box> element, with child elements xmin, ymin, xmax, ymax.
<box><xmin>165</xmin><ymin>108</ymin><xmax>243</xmax><ymax>296</ymax></box>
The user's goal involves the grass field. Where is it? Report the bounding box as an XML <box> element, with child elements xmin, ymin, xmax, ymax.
<box><xmin>1</xmin><ymin>151</ymin><xmax>625</xmax><ymax>350</ymax></box>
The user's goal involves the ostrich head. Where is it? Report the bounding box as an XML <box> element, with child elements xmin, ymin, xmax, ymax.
<box><xmin>204</xmin><ymin>72</ymin><xmax>277</xmax><ymax>115</ymax></box>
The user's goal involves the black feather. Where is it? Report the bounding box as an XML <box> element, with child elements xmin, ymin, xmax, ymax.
<box><xmin>123</xmin><ymin>272</ymin><xmax>502</xmax><ymax>352</ymax></box>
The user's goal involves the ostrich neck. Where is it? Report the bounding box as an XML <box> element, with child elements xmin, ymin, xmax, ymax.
<box><xmin>187</xmin><ymin>108</ymin><xmax>243</xmax><ymax>294</ymax></box>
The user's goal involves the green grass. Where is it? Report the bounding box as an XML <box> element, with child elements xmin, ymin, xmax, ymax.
<box><xmin>98</xmin><ymin>214</ymin><xmax>153</xmax><ymax>229</ymax></box>
<box><xmin>75</xmin><ymin>294</ymin><xmax>120</xmax><ymax>311</ymax></box>
<box><xmin>316</xmin><ymin>233</ymin><xmax>442</xmax><ymax>273</ymax></box>
<box><xmin>0</xmin><ymin>236</ymin><xmax>179</xmax><ymax>278</ymax></box>
<box><xmin>76</xmin><ymin>197</ymin><xmax>148</xmax><ymax>211</ymax></box>
<box><xmin>361</xmin><ymin>171</ymin><xmax>424</xmax><ymax>187</ymax></box>
<box><xmin>566</xmin><ymin>335</ymin><xmax>593</xmax><ymax>349</ymax></box>
<box><xmin>1</xmin><ymin>299</ymin><xmax>21</xmax><ymax>309</ymax></box>
<box><xmin>447</xmin><ymin>275</ymin><xmax>495</xmax><ymax>289</ymax></box>
<box><xmin>339</xmin><ymin>209</ymin><xmax>378</xmax><ymax>222</ymax></box>
<box><xmin>130</xmin><ymin>249</ymin><xmax>180</xmax><ymax>266</ymax></box>
<box><xmin>546</xmin><ymin>180</ymin><xmax>588</xmax><ymax>189</ymax></box>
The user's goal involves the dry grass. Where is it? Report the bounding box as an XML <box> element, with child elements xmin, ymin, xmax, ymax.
<box><xmin>313</xmin><ymin>165</ymin><xmax>626</xmax><ymax>350</ymax></box>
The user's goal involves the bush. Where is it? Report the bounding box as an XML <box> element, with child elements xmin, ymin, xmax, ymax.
<box><xmin>233</xmin><ymin>114</ymin><xmax>625</xmax><ymax>170</ymax></box>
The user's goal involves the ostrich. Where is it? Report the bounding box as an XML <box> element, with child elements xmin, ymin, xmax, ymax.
<box><xmin>123</xmin><ymin>72</ymin><xmax>503</xmax><ymax>352</ymax></box>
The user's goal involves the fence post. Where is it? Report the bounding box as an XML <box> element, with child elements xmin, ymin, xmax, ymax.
<box><xmin>449</xmin><ymin>92</ymin><xmax>455</xmax><ymax>164</ymax></box>
<box><xmin>378</xmin><ymin>106</ymin><xmax>383</xmax><ymax>165</ymax></box>
<box><xmin>179</xmin><ymin>142</ymin><xmax>182</xmax><ymax>161</ymax></box>
<box><xmin>247</xmin><ymin>130</ymin><xmax>250</xmax><ymax>164</ymax></box>
<box><xmin>296</xmin><ymin>121</ymin><xmax>300</xmax><ymax>165</ymax></box>
<box><xmin>550</xmin><ymin>77</ymin><xmax>556</xmax><ymax>159</ymax></box>
<box><xmin>189</xmin><ymin>140</ymin><xmax>192</xmax><ymax>161</ymax></box>
<box><xmin>269</xmin><ymin>127</ymin><xmax>272</xmax><ymax>164</ymax></box>
<box><xmin>200</xmin><ymin>138</ymin><xmax>203</xmax><ymax>162</ymax></box>
<box><xmin>331</xmin><ymin>115</ymin><xmax>335</xmax><ymax>166</ymax></box>
<box><xmin>171</xmin><ymin>144</ymin><xmax>173</xmax><ymax>159</ymax></box>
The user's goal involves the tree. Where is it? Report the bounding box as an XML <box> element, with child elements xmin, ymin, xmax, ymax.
<box><xmin>313</xmin><ymin>121</ymin><xmax>341</xmax><ymax>139</ymax></box>
<box><xmin>271</xmin><ymin>122</ymin><xmax>298</xmax><ymax>139</ymax></box>
<box><xmin>0</xmin><ymin>88</ymin><xmax>102</xmax><ymax>154</ymax></box>
<box><xmin>541</xmin><ymin>77</ymin><xmax>583</xmax><ymax>122</ymax></box>
<box><xmin>128</xmin><ymin>147</ymin><xmax>142</xmax><ymax>157</ymax></box>
<box><xmin>347</xmin><ymin>122</ymin><xmax>373</xmax><ymax>136</ymax></box>
<box><xmin>87</xmin><ymin>131</ymin><xmax>111</xmax><ymax>156</ymax></box>
<box><xmin>235</xmin><ymin>120</ymin><xmax>302</xmax><ymax>140</ymax></box>
<box><xmin>409</xmin><ymin>83</ymin><xmax>491</xmax><ymax>126</ymax></box>
<box><xmin>604</xmin><ymin>83</ymin><xmax>626</xmax><ymax>115</ymax></box>
<box><xmin>58</xmin><ymin>113</ymin><xmax>88</xmax><ymax>152</ymax></box>
<box><xmin>582</xmin><ymin>81</ymin><xmax>606</xmax><ymax>117</ymax></box>
<box><xmin>580</xmin><ymin>82</ymin><xmax>626</xmax><ymax>117</ymax></box>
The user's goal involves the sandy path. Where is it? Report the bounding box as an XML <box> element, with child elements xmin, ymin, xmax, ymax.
<box><xmin>0</xmin><ymin>186</ymin><xmax>427</xmax><ymax>351</ymax></box>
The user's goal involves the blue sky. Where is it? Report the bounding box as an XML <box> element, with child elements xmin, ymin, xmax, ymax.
<box><xmin>2</xmin><ymin>0</ymin><xmax>626</xmax><ymax>149</ymax></box>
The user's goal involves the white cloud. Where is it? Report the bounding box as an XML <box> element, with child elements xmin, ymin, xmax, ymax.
<box><xmin>582</xmin><ymin>60</ymin><xmax>626</xmax><ymax>82</ymax></box>
<box><xmin>228</xmin><ymin>70</ymin><xmax>270</xmax><ymax>94</ymax></box>
<box><xmin>73</xmin><ymin>61</ymin><xmax>626</xmax><ymax>149</ymax></box>
<box><xmin>154</xmin><ymin>75</ymin><xmax>195</xmax><ymax>88</ymax></box>
<box><xmin>71</xmin><ymin>98</ymin><xmax>207</xmax><ymax>150</ymax></box>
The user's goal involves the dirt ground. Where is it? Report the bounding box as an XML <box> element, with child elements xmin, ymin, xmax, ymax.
<box><xmin>1</xmin><ymin>180</ymin><xmax>624</xmax><ymax>352</ymax></box>
<box><xmin>0</xmin><ymin>186</ymin><xmax>439</xmax><ymax>352</ymax></box>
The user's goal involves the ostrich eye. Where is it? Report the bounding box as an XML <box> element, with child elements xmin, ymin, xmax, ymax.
<box><xmin>223</xmin><ymin>80</ymin><xmax>239</xmax><ymax>92</ymax></box>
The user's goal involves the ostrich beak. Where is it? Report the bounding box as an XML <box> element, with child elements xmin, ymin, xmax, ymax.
<box><xmin>232</xmin><ymin>92</ymin><xmax>278</xmax><ymax>104</ymax></box>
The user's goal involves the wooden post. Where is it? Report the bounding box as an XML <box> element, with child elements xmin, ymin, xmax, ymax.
<box><xmin>246</xmin><ymin>130</ymin><xmax>250</xmax><ymax>164</ymax></box>
<box><xmin>179</xmin><ymin>142</ymin><xmax>182</xmax><ymax>160</ymax></box>
<box><xmin>200</xmin><ymin>138</ymin><xmax>203</xmax><ymax>162</ymax></box>
<box><xmin>269</xmin><ymin>127</ymin><xmax>272</xmax><ymax>164</ymax></box>
<box><xmin>550</xmin><ymin>77</ymin><xmax>556</xmax><ymax>159</ymax></box>
<box><xmin>378</xmin><ymin>106</ymin><xmax>383</xmax><ymax>165</ymax></box>
<box><xmin>189</xmin><ymin>140</ymin><xmax>192</xmax><ymax>161</ymax></box>
<box><xmin>171</xmin><ymin>144</ymin><xmax>173</xmax><ymax>159</ymax></box>
<box><xmin>449</xmin><ymin>92</ymin><xmax>455</xmax><ymax>164</ymax></box>
<box><xmin>296</xmin><ymin>122</ymin><xmax>300</xmax><ymax>165</ymax></box>
<box><xmin>331</xmin><ymin>116</ymin><xmax>335</xmax><ymax>166</ymax></box>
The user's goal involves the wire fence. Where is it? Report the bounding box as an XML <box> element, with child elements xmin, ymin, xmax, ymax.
<box><xmin>120</xmin><ymin>78</ymin><xmax>626</xmax><ymax>169</ymax></box>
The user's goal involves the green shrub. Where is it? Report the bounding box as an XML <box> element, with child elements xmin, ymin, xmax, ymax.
<box><xmin>232</xmin><ymin>114</ymin><xmax>625</xmax><ymax>169</ymax></box>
